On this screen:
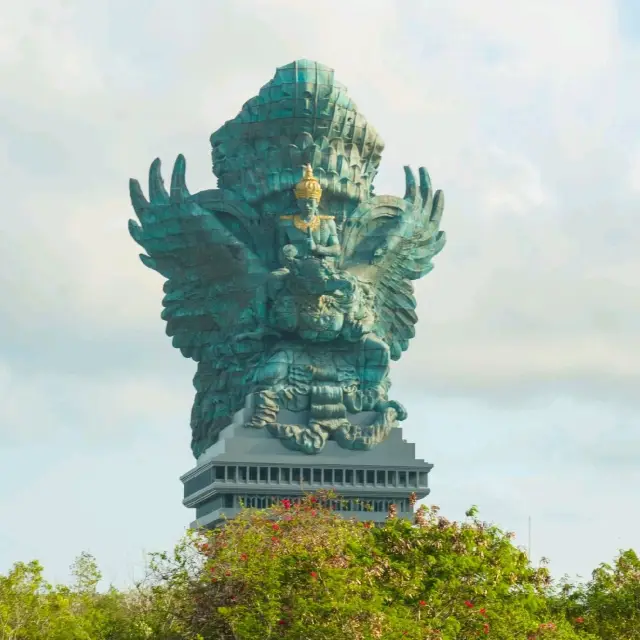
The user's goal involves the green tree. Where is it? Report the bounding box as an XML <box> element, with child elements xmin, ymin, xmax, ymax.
<box><xmin>0</xmin><ymin>555</ymin><xmax>147</xmax><ymax>640</ymax></box>
<box><xmin>140</xmin><ymin>492</ymin><xmax>595</xmax><ymax>639</ymax></box>
<box><xmin>2</xmin><ymin>495</ymin><xmax>637</xmax><ymax>639</ymax></box>
<box><xmin>554</xmin><ymin>549</ymin><xmax>640</xmax><ymax>639</ymax></box>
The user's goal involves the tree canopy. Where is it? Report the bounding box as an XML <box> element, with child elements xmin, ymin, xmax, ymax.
<box><xmin>0</xmin><ymin>492</ymin><xmax>636</xmax><ymax>639</ymax></box>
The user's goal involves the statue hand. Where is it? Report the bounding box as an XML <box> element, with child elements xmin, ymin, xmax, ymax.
<box><xmin>307</xmin><ymin>228</ymin><xmax>316</xmax><ymax>252</ymax></box>
<box><xmin>350</xmin><ymin>320</ymin><xmax>366</xmax><ymax>336</ymax></box>
<box><xmin>281</xmin><ymin>244</ymin><xmax>298</xmax><ymax>262</ymax></box>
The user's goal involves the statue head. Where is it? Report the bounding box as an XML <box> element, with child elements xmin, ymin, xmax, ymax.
<box><xmin>294</xmin><ymin>164</ymin><xmax>321</xmax><ymax>217</ymax></box>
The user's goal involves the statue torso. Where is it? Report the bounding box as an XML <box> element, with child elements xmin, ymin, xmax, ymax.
<box><xmin>279</xmin><ymin>214</ymin><xmax>336</xmax><ymax>257</ymax></box>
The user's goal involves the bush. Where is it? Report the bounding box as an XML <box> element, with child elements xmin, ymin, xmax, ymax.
<box><xmin>137</xmin><ymin>492</ymin><xmax>592</xmax><ymax>639</ymax></box>
<box><xmin>0</xmin><ymin>492</ymin><xmax>635</xmax><ymax>639</ymax></box>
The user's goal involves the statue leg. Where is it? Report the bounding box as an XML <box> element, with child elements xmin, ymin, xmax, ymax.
<box><xmin>356</xmin><ymin>334</ymin><xmax>403</xmax><ymax>419</ymax></box>
<box><xmin>337</xmin><ymin>335</ymin><xmax>406</xmax><ymax>450</ymax></box>
<box><xmin>246</xmin><ymin>350</ymin><xmax>290</xmax><ymax>428</ymax></box>
<box><xmin>360</xmin><ymin>333</ymin><xmax>390</xmax><ymax>391</ymax></box>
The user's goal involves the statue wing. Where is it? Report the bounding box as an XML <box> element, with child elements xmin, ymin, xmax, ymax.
<box><xmin>340</xmin><ymin>166</ymin><xmax>446</xmax><ymax>360</ymax></box>
<box><xmin>128</xmin><ymin>155</ymin><xmax>271</xmax><ymax>362</ymax></box>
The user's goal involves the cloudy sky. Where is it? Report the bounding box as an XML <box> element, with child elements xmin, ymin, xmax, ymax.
<box><xmin>1</xmin><ymin>0</ymin><xmax>639</xmax><ymax>587</ymax></box>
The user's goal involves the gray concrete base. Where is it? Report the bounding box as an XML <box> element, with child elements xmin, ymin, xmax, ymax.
<box><xmin>180</xmin><ymin>396</ymin><xmax>433</xmax><ymax>529</ymax></box>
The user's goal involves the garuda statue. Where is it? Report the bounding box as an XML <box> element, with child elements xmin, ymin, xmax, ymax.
<box><xmin>128</xmin><ymin>60</ymin><xmax>446</xmax><ymax>457</ymax></box>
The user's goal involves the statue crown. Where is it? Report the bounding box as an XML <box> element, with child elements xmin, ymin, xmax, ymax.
<box><xmin>294</xmin><ymin>164</ymin><xmax>322</xmax><ymax>201</ymax></box>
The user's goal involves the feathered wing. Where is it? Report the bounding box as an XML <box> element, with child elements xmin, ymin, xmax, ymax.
<box><xmin>128</xmin><ymin>155</ymin><xmax>272</xmax><ymax>455</ymax></box>
<box><xmin>128</xmin><ymin>154</ymin><xmax>271</xmax><ymax>361</ymax></box>
<box><xmin>340</xmin><ymin>166</ymin><xmax>446</xmax><ymax>360</ymax></box>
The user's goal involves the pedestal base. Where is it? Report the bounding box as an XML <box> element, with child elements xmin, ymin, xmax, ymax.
<box><xmin>181</xmin><ymin>402</ymin><xmax>433</xmax><ymax>529</ymax></box>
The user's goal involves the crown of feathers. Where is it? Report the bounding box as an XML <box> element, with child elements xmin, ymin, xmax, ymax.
<box><xmin>209</xmin><ymin>60</ymin><xmax>384</xmax><ymax>205</ymax></box>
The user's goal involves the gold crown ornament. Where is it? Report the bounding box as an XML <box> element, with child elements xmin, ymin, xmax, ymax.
<box><xmin>294</xmin><ymin>164</ymin><xmax>322</xmax><ymax>201</ymax></box>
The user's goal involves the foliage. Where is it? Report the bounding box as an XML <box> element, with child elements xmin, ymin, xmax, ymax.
<box><xmin>0</xmin><ymin>555</ymin><xmax>147</xmax><ymax>640</ymax></box>
<box><xmin>145</xmin><ymin>492</ymin><xmax>590</xmax><ymax>640</ymax></box>
<box><xmin>552</xmin><ymin>549</ymin><xmax>640</xmax><ymax>639</ymax></box>
<box><xmin>0</xmin><ymin>494</ymin><xmax>635</xmax><ymax>639</ymax></box>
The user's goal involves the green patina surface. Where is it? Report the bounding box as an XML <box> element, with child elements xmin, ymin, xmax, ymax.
<box><xmin>128</xmin><ymin>60</ymin><xmax>446</xmax><ymax>457</ymax></box>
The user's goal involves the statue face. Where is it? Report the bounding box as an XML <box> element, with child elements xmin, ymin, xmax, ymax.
<box><xmin>296</xmin><ymin>197</ymin><xmax>319</xmax><ymax>217</ymax></box>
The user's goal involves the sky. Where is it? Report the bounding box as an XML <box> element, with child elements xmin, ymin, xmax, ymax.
<box><xmin>0</xmin><ymin>0</ymin><xmax>639</xmax><ymax>587</ymax></box>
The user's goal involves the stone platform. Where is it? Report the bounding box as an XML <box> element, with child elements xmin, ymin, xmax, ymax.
<box><xmin>181</xmin><ymin>398</ymin><xmax>433</xmax><ymax>528</ymax></box>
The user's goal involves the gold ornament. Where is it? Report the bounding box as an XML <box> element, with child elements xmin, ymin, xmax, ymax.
<box><xmin>292</xmin><ymin>215</ymin><xmax>321</xmax><ymax>232</ymax></box>
<box><xmin>294</xmin><ymin>164</ymin><xmax>322</xmax><ymax>201</ymax></box>
<box><xmin>280</xmin><ymin>214</ymin><xmax>333</xmax><ymax>232</ymax></box>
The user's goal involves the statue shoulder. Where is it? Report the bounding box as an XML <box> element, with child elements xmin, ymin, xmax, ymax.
<box><xmin>319</xmin><ymin>215</ymin><xmax>338</xmax><ymax>233</ymax></box>
<box><xmin>278</xmin><ymin>215</ymin><xmax>296</xmax><ymax>229</ymax></box>
<box><xmin>319</xmin><ymin>215</ymin><xmax>336</xmax><ymax>229</ymax></box>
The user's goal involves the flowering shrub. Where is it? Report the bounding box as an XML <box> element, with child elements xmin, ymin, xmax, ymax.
<box><xmin>140</xmin><ymin>492</ymin><xmax>595</xmax><ymax>639</ymax></box>
<box><xmin>0</xmin><ymin>493</ymin><xmax>634</xmax><ymax>639</ymax></box>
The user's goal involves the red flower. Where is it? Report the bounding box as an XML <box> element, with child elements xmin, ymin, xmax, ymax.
<box><xmin>281</xmin><ymin>499</ymin><xmax>292</xmax><ymax>510</ymax></box>
<box><xmin>483</xmin><ymin>623</ymin><xmax>490</xmax><ymax>634</ymax></box>
<box><xmin>419</xmin><ymin>600</ymin><xmax>426</xmax><ymax>607</ymax></box>
<box><xmin>240</xmin><ymin>553</ymin><xmax>248</xmax><ymax>561</ymax></box>
<box><xmin>310</xmin><ymin>496</ymin><xmax>318</xmax><ymax>503</ymax></box>
<box><xmin>575</xmin><ymin>617</ymin><xmax>584</xmax><ymax>624</ymax></box>
<box><xmin>278</xmin><ymin>619</ymin><xmax>286</xmax><ymax>625</ymax></box>
<box><xmin>464</xmin><ymin>600</ymin><xmax>474</xmax><ymax>608</ymax></box>
<box><xmin>272</xmin><ymin>523</ymin><xmax>280</xmax><ymax>531</ymax></box>
<box><xmin>364</xmin><ymin>522</ymin><xmax>372</xmax><ymax>529</ymax></box>
<box><xmin>310</xmin><ymin>571</ymin><xmax>318</xmax><ymax>579</ymax></box>
<box><xmin>311</xmin><ymin>509</ymin><xmax>318</xmax><ymax>516</ymax></box>
<box><xmin>225</xmin><ymin>570</ymin><xmax>231</xmax><ymax>576</ymax></box>
<box><xmin>271</xmin><ymin>536</ymin><xmax>279</xmax><ymax>543</ymax></box>
<box><xmin>479</xmin><ymin>608</ymin><xmax>487</xmax><ymax>616</ymax></box>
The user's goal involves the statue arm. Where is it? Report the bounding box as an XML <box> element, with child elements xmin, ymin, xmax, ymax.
<box><xmin>313</xmin><ymin>220</ymin><xmax>341</xmax><ymax>257</ymax></box>
<box><xmin>276</xmin><ymin>223</ymin><xmax>289</xmax><ymax>263</ymax></box>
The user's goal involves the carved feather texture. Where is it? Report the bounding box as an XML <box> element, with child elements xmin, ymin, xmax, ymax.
<box><xmin>340</xmin><ymin>166</ymin><xmax>446</xmax><ymax>360</ymax></box>
<box><xmin>128</xmin><ymin>155</ymin><xmax>270</xmax><ymax>362</ymax></box>
<box><xmin>210</xmin><ymin>61</ymin><xmax>382</xmax><ymax>205</ymax></box>
<box><xmin>128</xmin><ymin>61</ymin><xmax>448</xmax><ymax>458</ymax></box>
<box><xmin>213</xmin><ymin>134</ymin><xmax>379</xmax><ymax>205</ymax></box>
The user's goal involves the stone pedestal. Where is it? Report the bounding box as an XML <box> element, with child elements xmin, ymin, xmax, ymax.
<box><xmin>181</xmin><ymin>400</ymin><xmax>433</xmax><ymax>529</ymax></box>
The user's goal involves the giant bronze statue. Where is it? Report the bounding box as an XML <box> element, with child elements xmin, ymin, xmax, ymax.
<box><xmin>129</xmin><ymin>60</ymin><xmax>446</xmax><ymax>457</ymax></box>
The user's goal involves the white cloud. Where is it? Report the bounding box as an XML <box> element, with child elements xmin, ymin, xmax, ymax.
<box><xmin>0</xmin><ymin>439</ymin><xmax>193</xmax><ymax>586</ymax></box>
<box><xmin>629</xmin><ymin>148</ymin><xmax>640</xmax><ymax>192</ymax></box>
<box><xmin>422</xmin><ymin>0</ymin><xmax>619</xmax><ymax>79</ymax></box>
<box><xmin>0</xmin><ymin>0</ymin><xmax>638</xmax><ymax>588</ymax></box>
<box><xmin>399</xmin><ymin>392</ymin><xmax>640</xmax><ymax>579</ymax></box>
<box><xmin>0</xmin><ymin>360</ymin><xmax>193</xmax><ymax>445</ymax></box>
<box><xmin>0</xmin><ymin>0</ymin><xmax>638</xmax><ymax>410</ymax></box>
<box><xmin>0</xmin><ymin>0</ymin><xmax>106</xmax><ymax>95</ymax></box>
